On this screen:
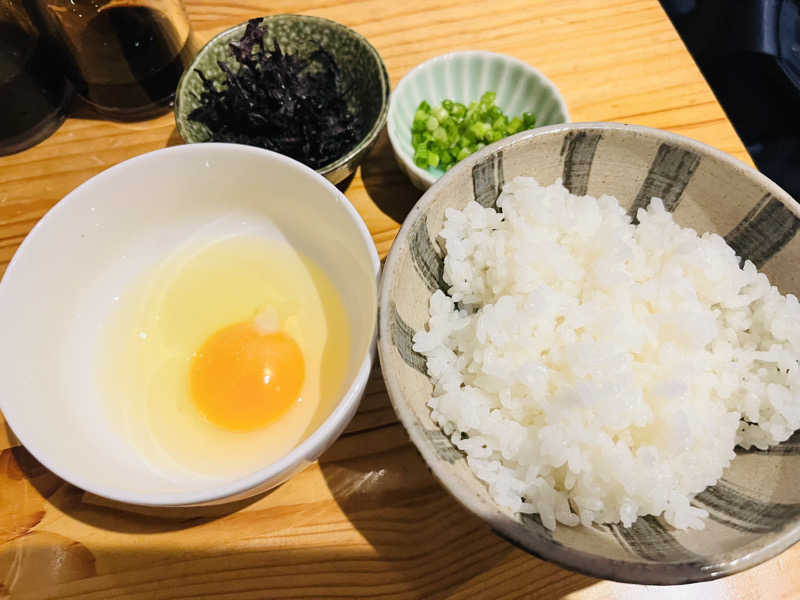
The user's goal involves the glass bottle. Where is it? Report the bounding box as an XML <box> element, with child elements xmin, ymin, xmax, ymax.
<box><xmin>0</xmin><ymin>0</ymin><xmax>70</xmax><ymax>155</ymax></box>
<box><xmin>33</xmin><ymin>0</ymin><xmax>197</xmax><ymax>120</ymax></box>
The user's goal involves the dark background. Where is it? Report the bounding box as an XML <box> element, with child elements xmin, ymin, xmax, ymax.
<box><xmin>660</xmin><ymin>0</ymin><xmax>800</xmax><ymax>201</ymax></box>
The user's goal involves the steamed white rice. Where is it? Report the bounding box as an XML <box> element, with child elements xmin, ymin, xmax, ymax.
<box><xmin>412</xmin><ymin>176</ymin><xmax>800</xmax><ymax>531</ymax></box>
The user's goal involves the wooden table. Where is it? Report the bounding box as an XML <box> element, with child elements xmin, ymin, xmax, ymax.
<box><xmin>1</xmin><ymin>1</ymin><xmax>796</xmax><ymax>598</ymax></box>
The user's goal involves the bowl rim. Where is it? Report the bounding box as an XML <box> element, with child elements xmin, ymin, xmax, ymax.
<box><xmin>378</xmin><ymin>121</ymin><xmax>800</xmax><ymax>584</ymax></box>
<box><xmin>174</xmin><ymin>14</ymin><xmax>391</xmax><ymax>179</ymax></box>
<box><xmin>386</xmin><ymin>49</ymin><xmax>571</xmax><ymax>188</ymax></box>
<box><xmin>0</xmin><ymin>142</ymin><xmax>381</xmax><ymax>507</ymax></box>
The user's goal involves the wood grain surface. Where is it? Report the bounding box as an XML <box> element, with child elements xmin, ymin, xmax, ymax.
<box><xmin>0</xmin><ymin>1</ymin><xmax>793</xmax><ymax>599</ymax></box>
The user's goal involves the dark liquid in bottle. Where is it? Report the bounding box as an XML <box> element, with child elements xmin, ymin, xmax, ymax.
<box><xmin>0</xmin><ymin>22</ymin><xmax>70</xmax><ymax>155</ymax></box>
<box><xmin>71</xmin><ymin>6</ymin><xmax>194</xmax><ymax>120</ymax></box>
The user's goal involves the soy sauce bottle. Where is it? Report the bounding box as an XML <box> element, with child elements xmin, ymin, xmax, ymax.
<box><xmin>34</xmin><ymin>0</ymin><xmax>197</xmax><ymax>120</ymax></box>
<box><xmin>0</xmin><ymin>0</ymin><xmax>70</xmax><ymax>155</ymax></box>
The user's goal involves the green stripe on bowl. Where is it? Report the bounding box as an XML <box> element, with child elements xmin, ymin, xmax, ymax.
<box><xmin>503</xmin><ymin>66</ymin><xmax>528</xmax><ymax>114</ymax></box>
<box><xmin>540</xmin><ymin>99</ymin><xmax>557</xmax><ymax>124</ymax></box>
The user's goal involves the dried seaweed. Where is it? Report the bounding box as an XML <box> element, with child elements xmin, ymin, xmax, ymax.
<box><xmin>188</xmin><ymin>18</ymin><xmax>364</xmax><ymax>169</ymax></box>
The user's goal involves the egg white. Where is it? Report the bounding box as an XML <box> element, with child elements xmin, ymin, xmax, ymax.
<box><xmin>98</xmin><ymin>235</ymin><xmax>350</xmax><ymax>482</ymax></box>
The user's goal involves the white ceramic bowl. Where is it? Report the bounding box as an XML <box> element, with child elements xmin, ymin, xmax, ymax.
<box><xmin>0</xmin><ymin>143</ymin><xmax>379</xmax><ymax>506</ymax></box>
<box><xmin>387</xmin><ymin>50</ymin><xmax>569</xmax><ymax>190</ymax></box>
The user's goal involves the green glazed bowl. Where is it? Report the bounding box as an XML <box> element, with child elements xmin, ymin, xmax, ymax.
<box><xmin>174</xmin><ymin>15</ymin><xmax>390</xmax><ymax>185</ymax></box>
<box><xmin>387</xmin><ymin>51</ymin><xmax>570</xmax><ymax>190</ymax></box>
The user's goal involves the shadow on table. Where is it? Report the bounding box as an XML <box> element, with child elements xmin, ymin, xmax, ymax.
<box><xmin>4</xmin><ymin>434</ymin><xmax>267</xmax><ymax>535</ymax></box>
<box><xmin>316</xmin><ymin>431</ymin><xmax>598</xmax><ymax>599</ymax></box>
<box><xmin>361</xmin><ymin>128</ymin><xmax>422</xmax><ymax>225</ymax></box>
<box><xmin>0</xmin><ymin>429</ymin><xmax>597</xmax><ymax>598</ymax></box>
<box><xmin>166</xmin><ymin>126</ymin><xmax>184</xmax><ymax>147</ymax></box>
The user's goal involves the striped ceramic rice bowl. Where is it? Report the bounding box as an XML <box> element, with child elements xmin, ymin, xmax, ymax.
<box><xmin>379</xmin><ymin>122</ymin><xmax>800</xmax><ymax>584</ymax></box>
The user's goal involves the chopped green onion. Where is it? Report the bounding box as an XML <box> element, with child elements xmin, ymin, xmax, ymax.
<box><xmin>431</xmin><ymin>105</ymin><xmax>449</xmax><ymax>122</ymax></box>
<box><xmin>468</xmin><ymin>121</ymin><xmax>490</xmax><ymax>140</ymax></box>
<box><xmin>409</xmin><ymin>91</ymin><xmax>539</xmax><ymax>173</ymax></box>
<box><xmin>522</xmin><ymin>112</ymin><xmax>537</xmax><ymax>128</ymax></box>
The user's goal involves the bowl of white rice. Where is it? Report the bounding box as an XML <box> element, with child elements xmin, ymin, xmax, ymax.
<box><xmin>378</xmin><ymin>122</ymin><xmax>800</xmax><ymax>584</ymax></box>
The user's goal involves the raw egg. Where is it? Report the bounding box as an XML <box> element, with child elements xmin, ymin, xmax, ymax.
<box><xmin>99</xmin><ymin>235</ymin><xmax>350</xmax><ymax>481</ymax></box>
<box><xmin>190</xmin><ymin>321</ymin><xmax>306</xmax><ymax>431</ymax></box>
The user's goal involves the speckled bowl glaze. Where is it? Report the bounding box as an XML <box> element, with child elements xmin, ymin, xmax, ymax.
<box><xmin>379</xmin><ymin>122</ymin><xmax>800</xmax><ymax>584</ymax></box>
<box><xmin>174</xmin><ymin>15</ymin><xmax>390</xmax><ymax>184</ymax></box>
<box><xmin>387</xmin><ymin>51</ymin><xmax>569</xmax><ymax>190</ymax></box>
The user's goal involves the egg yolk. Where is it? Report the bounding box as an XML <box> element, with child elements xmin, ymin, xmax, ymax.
<box><xmin>189</xmin><ymin>321</ymin><xmax>305</xmax><ymax>431</ymax></box>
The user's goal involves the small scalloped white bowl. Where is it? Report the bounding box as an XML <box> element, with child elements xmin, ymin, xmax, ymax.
<box><xmin>0</xmin><ymin>143</ymin><xmax>379</xmax><ymax>506</ymax></box>
<box><xmin>387</xmin><ymin>50</ymin><xmax>570</xmax><ymax>190</ymax></box>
